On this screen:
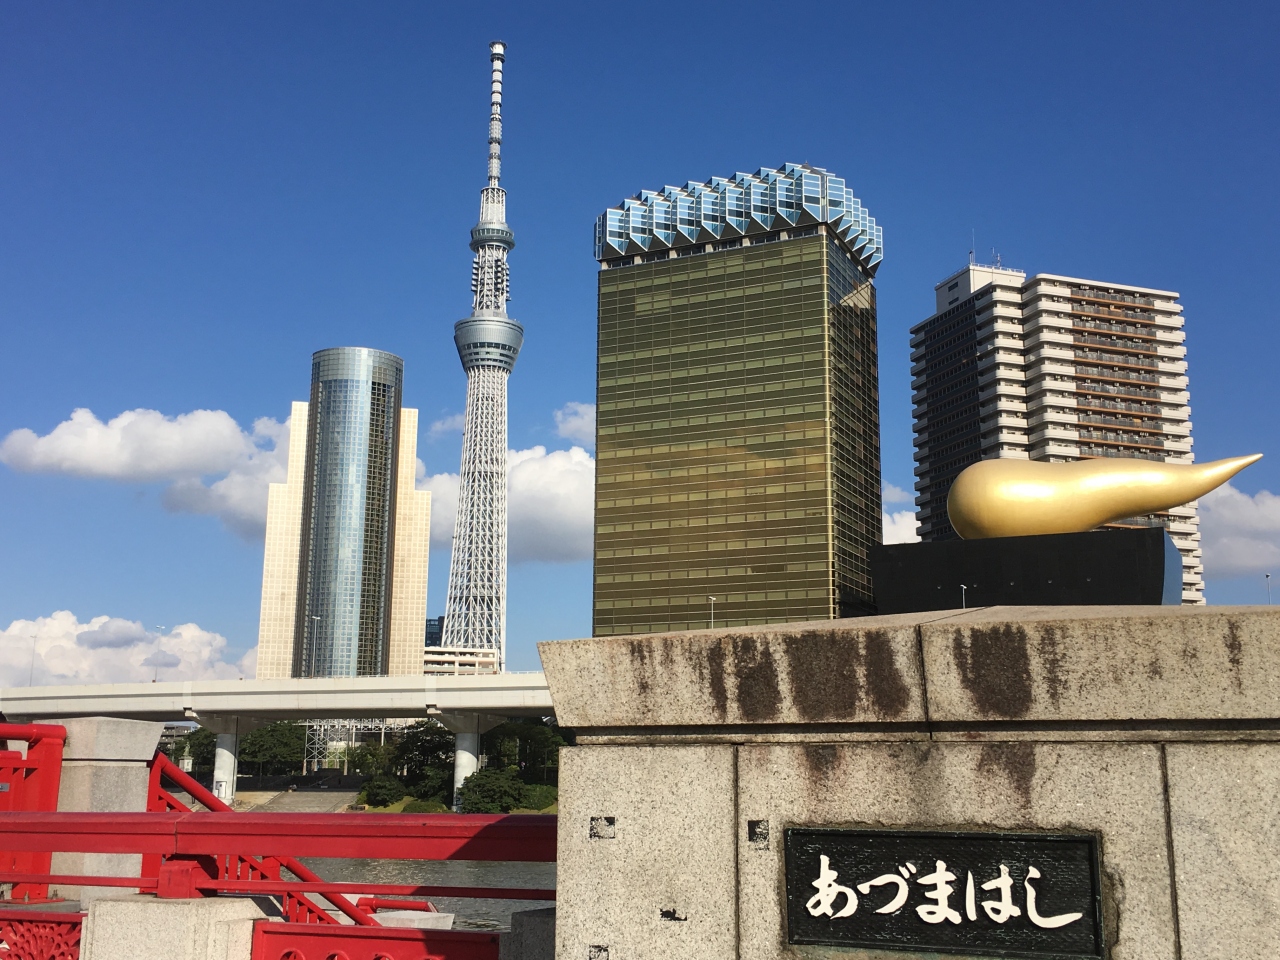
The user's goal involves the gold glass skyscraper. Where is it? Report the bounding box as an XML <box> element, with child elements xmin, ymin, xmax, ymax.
<box><xmin>592</xmin><ymin>164</ymin><xmax>884</xmax><ymax>636</ymax></box>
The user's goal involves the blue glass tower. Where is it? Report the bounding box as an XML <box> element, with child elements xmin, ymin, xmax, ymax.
<box><xmin>294</xmin><ymin>347</ymin><xmax>405</xmax><ymax>677</ymax></box>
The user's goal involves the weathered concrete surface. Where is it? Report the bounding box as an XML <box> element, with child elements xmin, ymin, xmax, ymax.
<box><xmin>371</xmin><ymin>909</ymin><xmax>455</xmax><ymax>929</ymax></box>
<box><xmin>1166</xmin><ymin>743</ymin><xmax>1280</xmax><ymax>960</ymax></box>
<box><xmin>737</xmin><ymin>741</ymin><xmax>1174</xmax><ymax>960</ymax></box>
<box><xmin>540</xmin><ymin>606</ymin><xmax>1280</xmax><ymax>738</ymax></box>
<box><xmin>80</xmin><ymin>894</ymin><xmax>265</xmax><ymax>960</ymax></box>
<box><xmin>556</xmin><ymin>745</ymin><xmax>735</xmax><ymax>960</ymax></box>
<box><xmin>540</xmin><ymin>615</ymin><xmax>931</xmax><ymax>730</ymax></box>
<box><xmin>922</xmin><ymin>606</ymin><xmax>1280</xmax><ymax>725</ymax></box>
<box><xmin>51</xmin><ymin>717</ymin><xmax>165</xmax><ymax>904</ymax></box>
<box><xmin>501</xmin><ymin>907</ymin><xmax>555</xmax><ymax>960</ymax></box>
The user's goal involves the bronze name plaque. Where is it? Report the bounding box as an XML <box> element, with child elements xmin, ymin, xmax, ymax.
<box><xmin>784</xmin><ymin>828</ymin><xmax>1103</xmax><ymax>959</ymax></box>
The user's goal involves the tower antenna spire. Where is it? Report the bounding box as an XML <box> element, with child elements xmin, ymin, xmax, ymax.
<box><xmin>440</xmin><ymin>42</ymin><xmax>524</xmax><ymax>672</ymax></box>
<box><xmin>488</xmin><ymin>40</ymin><xmax>504</xmax><ymax>190</ymax></box>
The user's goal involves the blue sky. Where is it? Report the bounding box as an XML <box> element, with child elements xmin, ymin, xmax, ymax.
<box><xmin>1</xmin><ymin>1</ymin><xmax>1277</xmax><ymax>677</ymax></box>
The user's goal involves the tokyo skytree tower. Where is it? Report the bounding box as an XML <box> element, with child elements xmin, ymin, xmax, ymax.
<box><xmin>440</xmin><ymin>41</ymin><xmax>523</xmax><ymax>669</ymax></box>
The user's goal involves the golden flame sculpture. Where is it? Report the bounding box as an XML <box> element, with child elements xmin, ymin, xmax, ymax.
<box><xmin>947</xmin><ymin>454</ymin><xmax>1263</xmax><ymax>539</ymax></box>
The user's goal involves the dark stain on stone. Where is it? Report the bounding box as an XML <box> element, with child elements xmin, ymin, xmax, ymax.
<box><xmin>705</xmin><ymin>640</ymin><xmax>728</xmax><ymax>720</ymax></box>
<box><xmin>782</xmin><ymin>630</ymin><xmax>860</xmax><ymax>722</ymax></box>
<box><xmin>1145</xmin><ymin>658</ymin><xmax>1164</xmax><ymax>680</ymax></box>
<box><xmin>978</xmin><ymin>742</ymin><xmax>1037</xmax><ymax>806</ymax></box>
<box><xmin>1036</xmin><ymin>626</ymin><xmax>1066</xmax><ymax>708</ymax></box>
<box><xmin>864</xmin><ymin>630</ymin><xmax>910</xmax><ymax>718</ymax></box>
<box><xmin>952</xmin><ymin>625</ymin><xmax>1034</xmax><ymax>718</ymax></box>
<box><xmin>659</xmin><ymin>908</ymin><xmax>687</xmax><ymax>922</ymax></box>
<box><xmin>803</xmin><ymin>743</ymin><xmax>840</xmax><ymax>784</ymax></box>
<box><xmin>1224</xmin><ymin>619</ymin><xmax>1244</xmax><ymax>692</ymax></box>
<box><xmin>1179</xmin><ymin>643</ymin><xmax>1200</xmax><ymax>667</ymax></box>
<box><xmin>732</xmin><ymin>635</ymin><xmax>782</xmax><ymax>721</ymax></box>
<box><xmin>627</xmin><ymin>640</ymin><xmax>652</xmax><ymax>697</ymax></box>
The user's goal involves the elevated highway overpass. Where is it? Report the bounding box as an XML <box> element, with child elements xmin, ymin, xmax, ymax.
<box><xmin>0</xmin><ymin>672</ymin><xmax>554</xmax><ymax>805</ymax></box>
<box><xmin>0</xmin><ymin>672</ymin><xmax>553</xmax><ymax>724</ymax></box>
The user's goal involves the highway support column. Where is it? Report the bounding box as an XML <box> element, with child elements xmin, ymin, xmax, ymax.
<box><xmin>436</xmin><ymin>712</ymin><xmax>501</xmax><ymax>811</ymax></box>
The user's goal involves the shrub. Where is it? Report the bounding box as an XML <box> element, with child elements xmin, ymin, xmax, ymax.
<box><xmin>362</xmin><ymin>775</ymin><xmax>406</xmax><ymax>808</ymax></box>
<box><xmin>410</xmin><ymin>768</ymin><xmax>452</xmax><ymax>804</ymax></box>
<box><xmin>520</xmin><ymin>783</ymin><xmax>558</xmax><ymax>811</ymax></box>
<box><xmin>403</xmin><ymin>798</ymin><xmax>450</xmax><ymax>813</ymax></box>
<box><xmin>457</xmin><ymin>767</ymin><xmax>527</xmax><ymax>814</ymax></box>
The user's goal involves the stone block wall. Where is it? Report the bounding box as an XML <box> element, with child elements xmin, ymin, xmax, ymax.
<box><xmin>541</xmin><ymin>606</ymin><xmax>1280</xmax><ymax>960</ymax></box>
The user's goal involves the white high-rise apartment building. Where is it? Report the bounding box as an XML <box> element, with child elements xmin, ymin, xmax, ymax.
<box><xmin>256</xmin><ymin>349</ymin><xmax>432</xmax><ymax>679</ymax></box>
<box><xmin>910</xmin><ymin>264</ymin><xmax>1202</xmax><ymax>602</ymax></box>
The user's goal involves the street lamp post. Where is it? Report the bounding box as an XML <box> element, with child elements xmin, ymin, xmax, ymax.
<box><xmin>307</xmin><ymin>616</ymin><xmax>321</xmax><ymax>772</ymax></box>
<box><xmin>708</xmin><ymin>596</ymin><xmax>717</xmax><ymax>631</ymax></box>
<box><xmin>152</xmin><ymin>626</ymin><xmax>166</xmax><ymax>682</ymax></box>
<box><xmin>1267</xmin><ymin>573</ymin><xmax>1272</xmax><ymax>605</ymax></box>
<box><xmin>960</xmin><ymin>584</ymin><xmax>968</xmax><ymax>609</ymax></box>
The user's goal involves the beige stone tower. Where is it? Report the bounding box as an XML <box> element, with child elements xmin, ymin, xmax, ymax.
<box><xmin>255</xmin><ymin>403</ymin><xmax>431</xmax><ymax>678</ymax></box>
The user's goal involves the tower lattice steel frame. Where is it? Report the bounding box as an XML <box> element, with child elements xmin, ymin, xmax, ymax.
<box><xmin>440</xmin><ymin>42</ymin><xmax>523</xmax><ymax>669</ymax></box>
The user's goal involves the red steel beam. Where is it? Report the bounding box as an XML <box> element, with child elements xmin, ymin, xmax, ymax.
<box><xmin>0</xmin><ymin>724</ymin><xmax>67</xmax><ymax>745</ymax></box>
<box><xmin>0</xmin><ymin>872</ymin><xmax>551</xmax><ymax>901</ymax></box>
<box><xmin>0</xmin><ymin>812</ymin><xmax>556</xmax><ymax>861</ymax></box>
<box><xmin>203</xmin><ymin>880</ymin><xmax>556</xmax><ymax>900</ymax></box>
<box><xmin>176</xmin><ymin>813</ymin><xmax>557</xmax><ymax>861</ymax></box>
<box><xmin>0</xmin><ymin>812</ymin><xmax>183</xmax><ymax>855</ymax></box>
<box><xmin>0</xmin><ymin>872</ymin><xmax>157</xmax><ymax>890</ymax></box>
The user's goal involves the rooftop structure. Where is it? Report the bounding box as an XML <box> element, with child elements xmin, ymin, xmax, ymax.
<box><xmin>595</xmin><ymin>162</ymin><xmax>883</xmax><ymax>275</ymax></box>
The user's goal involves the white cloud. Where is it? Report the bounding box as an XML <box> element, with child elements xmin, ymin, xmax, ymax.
<box><xmin>553</xmin><ymin>402</ymin><xmax>596</xmax><ymax>448</ymax></box>
<box><xmin>0</xmin><ymin>408</ymin><xmax>290</xmax><ymax>541</ymax></box>
<box><xmin>0</xmin><ymin>612</ymin><xmax>255</xmax><ymax>687</ymax></box>
<box><xmin>419</xmin><ymin>445</ymin><xmax>595</xmax><ymax>563</ymax></box>
<box><xmin>419</xmin><ymin>468</ymin><xmax>461</xmax><ymax>550</ymax></box>
<box><xmin>1200</xmin><ymin>482</ymin><xmax>1280</xmax><ymax>579</ymax></box>
<box><xmin>429</xmin><ymin>413</ymin><xmax>466</xmax><ymax>438</ymax></box>
<box><xmin>161</xmin><ymin>416</ymin><xmax>289</xmax><ymax>539</ymax></box>
<box><xmin>0</xmin><ymin>408</ymin><xmax>253</xmax><ymax>481</ymax></box>
<box><xmin>508</xmin><ymin>446</ymin><xmax>595</xmax><ymax>562</ymax></box>
<box><xmin>883</xmin><ymin>510</ymin><xmax>921</xmax><ymax>544</ymax></box>
<box><xmin>882</xmin><ymin>482</ymin><xmax>913</xmax><ymax>504</ymax></box>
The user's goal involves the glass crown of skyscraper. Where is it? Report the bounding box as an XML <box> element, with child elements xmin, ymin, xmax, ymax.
<box><xmin>594</xmin><ymin>162</ymin><xmax>883</xmax><ymax>275</ymax></box>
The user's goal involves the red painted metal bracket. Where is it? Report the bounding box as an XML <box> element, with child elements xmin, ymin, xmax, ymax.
<box><xmin>252</xmin><ymin>919</ymin><xmax>500</xmax><ymax>960</ymax></box>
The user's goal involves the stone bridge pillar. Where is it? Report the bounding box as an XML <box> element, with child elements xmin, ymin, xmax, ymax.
<box><xmin>540</xmin><ymin>606</ymin><xmax>1280</xmax><ymax>960</ymax></box>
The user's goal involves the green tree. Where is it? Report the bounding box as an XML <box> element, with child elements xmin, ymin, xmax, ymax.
<box><xmin>362</xmin><ymin>775</ymin><xmax>407</xmax><ymax>808</ymax></box>
<box><xmin>238</xmin><ymin>722</ymin><xmax>306</xmax><ymax>776</ymax></box>
<box><xmin>180</xmin><ymin>727</ymin><xmax>216</xmax><ymax>772</ymax></box>
<box><xmin>344</xmin><ymin>740</ymin><xmax>397</xmax><ymax>778</ymax></box>
<box><xmin>394</xmin><ymin>720</ymin><xmax>456</xmax><ymax>782</ymax></box>
<box><xmin>480</xmin><ymin>718</ymin><xmax>567</xmax><ymax>785</ymax></box>
<box><xmin>457</xmin><ymin>767</ymin><xmax>527</xmax><ymax>814</ymax></box>
<box><xmin>410</xmin><ymin>768</ymin><xmax>452</xmax><ymax>804</ymax></box>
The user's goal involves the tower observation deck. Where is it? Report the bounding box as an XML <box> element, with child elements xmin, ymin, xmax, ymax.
<box><xmin>440</xmin><ymin>41</ymin><xmax>523</xmax><ymax>669</ymax></box>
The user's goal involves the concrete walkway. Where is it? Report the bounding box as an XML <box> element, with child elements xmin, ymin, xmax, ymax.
<box><xmin>256</xmin><ymin>788</ymin><xmax>359</xmax><ymax>813</ymax></box>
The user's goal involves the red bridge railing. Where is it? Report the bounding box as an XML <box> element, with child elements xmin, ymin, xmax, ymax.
<box><xmin>0</xmin><ymin>747</ymin><xmax>556</xmax><ymax>960</ymax></box>
<box><xmin>0</xmin><ymin>722</ymin><xmax>66</xmax><ymax>904</ymax></box>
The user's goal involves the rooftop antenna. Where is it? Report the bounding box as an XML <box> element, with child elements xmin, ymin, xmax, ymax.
<box><xmin>969</xmin><ymin>230</ymin><xmax>975</xmax><ymax>266</ymax></box>
<box><xmin>992</xmin><ymin>247</ymin><xmax>1002</xmax><ymax>269</ymax></box>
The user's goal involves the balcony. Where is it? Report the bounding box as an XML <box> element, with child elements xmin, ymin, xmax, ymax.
<box><xmin>1074</xmin><ymin>349</ymin><xmax>1159</xmax><ymax>369</ymax></box>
